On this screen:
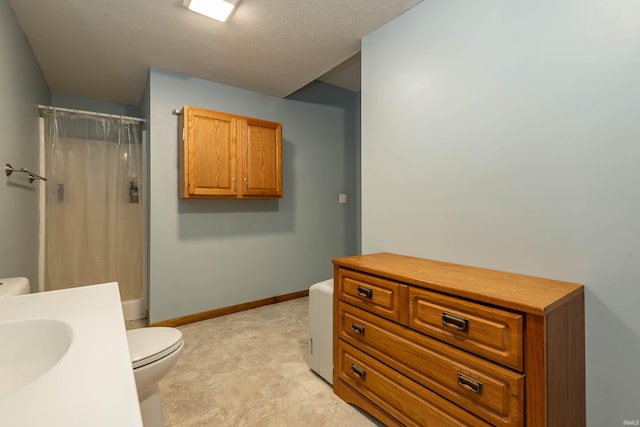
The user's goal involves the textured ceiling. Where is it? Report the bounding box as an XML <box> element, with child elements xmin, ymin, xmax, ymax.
<box><xmin>8</xmin><ymin>0</ymin><xmax>422</xmax><ymax>105</ymax></box>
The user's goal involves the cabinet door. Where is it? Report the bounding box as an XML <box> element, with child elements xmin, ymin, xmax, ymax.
<box><xmin>239</xmin><ymin>117</ymin><xmax>282</xmax><ymax>198</ymax></box>
<box><xmin>181</xmin><ymin>107</ymin><xmax>238</xmax><ymax>198</ymax></box>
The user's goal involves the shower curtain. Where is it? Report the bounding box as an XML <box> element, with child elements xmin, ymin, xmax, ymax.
<box><xmin>43</xmin><ymin>111</ymin><xmax>143</xmax><ymax>302</ymax></box>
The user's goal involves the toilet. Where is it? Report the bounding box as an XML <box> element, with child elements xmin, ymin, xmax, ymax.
<box><xmin>0</xmin><ymin>277</ymin><xmax>30</xmax><ymax>298</ymax></box>
<box><xmin>127</xmin><ymin>327</ymin><xmax>184</xmax><ymax>426</ymax></box>
<box><xmin>0</xmin><ymin>277</ymin><xmax>183</xmax><ymax>427</ymax></box>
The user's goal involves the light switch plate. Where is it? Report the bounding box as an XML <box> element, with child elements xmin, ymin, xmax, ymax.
<box><xmin>339</xmin><ymin>193</ymin><xmax>347</xmax><ymax>204</ymax></box>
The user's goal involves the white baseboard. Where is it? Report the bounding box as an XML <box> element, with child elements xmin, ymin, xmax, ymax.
<box><xmin>122</xmin><ymin>298</ymin><xmax>147</xmax><ymax>321</ymax></box>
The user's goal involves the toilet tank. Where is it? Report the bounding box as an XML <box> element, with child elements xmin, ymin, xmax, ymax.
<box><xmin>0</xmin><ymin>277</ymin><xmax>30</xmax><ymax>298</ymax></box>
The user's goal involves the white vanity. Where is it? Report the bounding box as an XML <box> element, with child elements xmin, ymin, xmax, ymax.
<box><xmin>0</xmin><ymin>283</ymin><xmax>143</xmax><ymax>426</ymax></box>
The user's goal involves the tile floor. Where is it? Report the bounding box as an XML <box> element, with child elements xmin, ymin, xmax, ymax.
<box><xmin>140</xmin><ymin>297</ymin><xmax>383</xmax><ymax>427</ymax></box>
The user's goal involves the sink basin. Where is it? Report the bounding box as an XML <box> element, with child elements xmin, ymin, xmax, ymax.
<box><xmin>0</xmin><ymin>318</ymin><xmax>73</xmax><ymax>398</ymax></box>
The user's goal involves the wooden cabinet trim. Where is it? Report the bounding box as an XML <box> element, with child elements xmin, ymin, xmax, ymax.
<box><xmin>338</xmin><ymin>341</ymin><xmax>492</xmax><ymax>427</ymax></box>
<box><xmin>542</xmin><ymin>291</ymin><xmax>586</xmax><ymax>426</ymax></box>
<box><xmin>240</xmin><ymin>119</ymin><xmax>282</xmax><ymax>197</ymax></box>
<box><xmin>339</xmin><ymin>302</ymin><xmax>524</xmax><ymax>426</ymax></box>
<box><xmin>333</xmin><ymin>252</ymin><xmax>583</xmax><ymax>316</ymax></box>
<box><xmin>337</xmin><ymin>268</ymin><xmax>408</xmax><ymax>324</ymax></box>
<box><xmin>335</xmin><ymin>380</ymin><xmax>403</xmax><ymax>427</ymax></box>
<box><xmin>409</xmin><ymin>287</ymin><xmax>524</xmax><ymax>371</ymax></box>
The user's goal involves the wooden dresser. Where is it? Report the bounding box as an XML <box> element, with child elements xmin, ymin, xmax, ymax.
<box><xmin>332</xmin><ymin>253</ymin><xmax>585</xmax><ymax>426</ymax></box>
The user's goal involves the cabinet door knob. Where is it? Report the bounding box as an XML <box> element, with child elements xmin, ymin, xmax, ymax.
<box><xmin>356</xmin><ymin>285</ymin><xmax>373</xmax><ymax>299</ymax></box>
<box><xmin>351</xmin><ymin>323</ymin><xmax>366</xmax><ymax>335</ymax></box>
<box><xmin>457</xmin><ymin>373</ymin><xmax>483</xmax><ymax>394</ymax></box>
<box><xmin>350</xmin><ymin>363</ymin><xmax>366</xmax><ymax>380</ymax></box>
<box><xmin>244</xmin><ymin>177</ymin><xmax>248</xmax><ymax>193</ymax></box>
<box><xmin>232</xmin><ymin>177</ymin><xmax>236</xmax><ymax>192</ymax></box>
<box><xmin>442</xmin><ymin>312</ymin><xmax>469</xmax><ymax>333</ymax></box>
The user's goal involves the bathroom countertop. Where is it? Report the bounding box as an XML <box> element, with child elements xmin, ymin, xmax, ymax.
<box><xmin>0</xmin><ymin>283</ymin><xmax>143</xmax><ymax>426</ymax></box>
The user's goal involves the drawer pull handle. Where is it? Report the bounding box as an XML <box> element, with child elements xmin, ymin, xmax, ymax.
<box><xmin>442</xmin><ymin>312</ymin><xmax>469</xmax><ymax>333</ymax></box>
<box><xmin>350</xmin><ymin>363</ymin><xmax>366</xmax><ymax>380</ymax></box>
<box><xmin>457</xmin><ymin>373</ymin><xmax>483</xmax><ymax>394</ymax></box>
<box><xmin>356</xmin><ymin>285</ymin><xmax>373</xmax><ymax>299</ymax></box>
<box><xmin>351</xmin><ymin>323</ymin><xmax>366</xmax><ymax>335</ymax></box>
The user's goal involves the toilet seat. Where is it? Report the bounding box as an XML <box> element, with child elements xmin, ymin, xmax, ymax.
<box><xmin>126</xmin><ymin>327</ymin><xmax>183</xmax><ymax>369</ymax></box>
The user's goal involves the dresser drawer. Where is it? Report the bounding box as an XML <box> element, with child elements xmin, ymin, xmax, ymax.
<box><xmin>337</xmin><ymin>268</ymin><xmax>408</xmax><ymax>324</ymax></box>
<box><xmin>408</xmin><ymin>287</ymin><xmax>524</xmax><ymax>371</ymax></box>
<box><xmin>339</xmin><ymin>302</ymin><xmax>524</xmax><ymax>427</ymax></box>
<box><xmin>337</xmin><ymin>341</ymin><xmax>491</xmax><ymax>427</ymax></box>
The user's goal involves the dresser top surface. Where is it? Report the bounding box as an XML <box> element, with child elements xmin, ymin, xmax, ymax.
<box><xmin>333</xmin><ymin>253</ymin><xmax>583</xmax><ymax>316</ymax></box>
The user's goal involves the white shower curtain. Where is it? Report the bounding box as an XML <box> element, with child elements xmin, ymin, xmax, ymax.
<box><xmin>43</xmin><ymin>111</ymin><xmax>142</xmax><ymax>301</ymax></box>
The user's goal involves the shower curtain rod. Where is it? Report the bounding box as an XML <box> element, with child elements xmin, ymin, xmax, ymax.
<box><xmin>38</xmin><ymin>105</ymin><xmax>146</xmax><ymax>123</ymax></box>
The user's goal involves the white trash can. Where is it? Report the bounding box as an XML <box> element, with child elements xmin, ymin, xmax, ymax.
<box><xmin>308</xmin><ymin>278</ymin><xmax>334</xmax><ymax>384</ymax></box>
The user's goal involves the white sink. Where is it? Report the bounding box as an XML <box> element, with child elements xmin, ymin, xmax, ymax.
<box><xmin>0</xmin><ymin>318</ymin><xmax>73</xmax><ymax>398</ymax></box>
<box><xmin>0</xmin><ymin>284</ymin><xmax>142</xmax><ymax>426</ymax></box>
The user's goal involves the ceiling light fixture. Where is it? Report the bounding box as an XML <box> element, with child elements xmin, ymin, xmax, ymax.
<box><xmin>183</xmin><ymin>0</ymin><xmax>239</xmax><ymax>22</ymax></box>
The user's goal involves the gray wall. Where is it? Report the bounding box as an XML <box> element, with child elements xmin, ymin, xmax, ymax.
<box><xmin>0</xmin><ymin>0</ymin><xmax>49</xmax><ymax>289</ymax></box>
<box><xmin>361</xmin><ymin>0</ymin><xmax>640</xmax><ymax>425</ymax></box>
<box><xmin>355</xmin><ymin>91</ymin><xmax>361</xmax><ymax>255</ymax></box>
<box><xmin>140</xmin><ymin>72</ymin><xmax>151</xmax><ymax>313</ymax></box>
<box><xmin>51</xmin><ymin>93</ymin><xmax>141</xmax><ymax>117</ymax></box>
<box><xmin>148</xmin><ymin>68</ymin><xmax>357</xmax><ymax>322</ymax></box>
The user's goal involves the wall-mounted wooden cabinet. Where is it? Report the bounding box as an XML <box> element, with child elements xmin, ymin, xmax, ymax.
<box><xmin>178</xmin><ymin>106</ymin><xmax>282</xmax><ymax>199</ymax></box>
